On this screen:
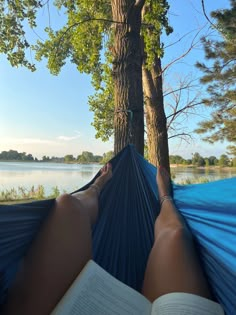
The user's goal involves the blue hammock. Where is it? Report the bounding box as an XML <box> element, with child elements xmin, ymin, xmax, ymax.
<box><xmin>0</xmin><ymin>145</ymin><xmax>235</xmax><ymax>314</ymax></box>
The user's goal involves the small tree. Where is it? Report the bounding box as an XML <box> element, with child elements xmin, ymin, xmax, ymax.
<box><xmin>196</xmin><ymin>1</ymin><xmax>236</xmax><ymax>153</ymax></box>
<box><xmin>192</xmin><ymin>152</ymin><xmax>205</xmax><ymax>167</ymax></box>
<box><xmin>208</xmin><ymin>156</ymin><xmax>218</xmax><ymax>166</ymax></box>
<box><xmin>42</xmin><ymin>156</ymin><xmax>50</xmax><ymax>162</ymax></box>
<box><xmin>64</xmin><ymin>155</ymin><xmax>75</xmax><ymax>162</ymax></box>
<box><xmin>218</xmin><ymin>154</ymin><xmax>230</xmax><ymax>167</ymax></box>
<box><xmin>101</xmin><ymin>151</ymin><xmax>114</xmax><ymax>164</ymax></box>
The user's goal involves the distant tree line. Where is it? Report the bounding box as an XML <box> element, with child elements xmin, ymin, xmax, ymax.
<box><xmin>0</xmin><ymin>150</ymin><xmax>114</xmax><ymax>164</ymax></box>
<box><xmin>62</xmin><ymin>151</ymin><xmax>114</xmax><ymax>164</ymax></box>
<box><xmin>0</xmin><ymin>150</ymin><xmax>34</xmax><ymax>161</ymax></box>
<box><xmin>0</xmin><ymin>149</ymin><xmax>235</xmax><ymax>167</ymax></box>
<box><xmin>170</xmin><ymin>152</ymin><xmax>236</xmax><ymax>167</ymax></box>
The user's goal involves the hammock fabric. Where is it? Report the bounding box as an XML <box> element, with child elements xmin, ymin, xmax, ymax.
<box><xmin>0</xmin><ymin>145</ymin><xmax>235</xmax><ymax>314</ymax></box>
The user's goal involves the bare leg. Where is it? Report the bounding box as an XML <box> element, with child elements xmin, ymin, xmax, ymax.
<box><xmin>5</xmin><ymin>164</ymin><xmax>112</xmax><ymax>315</ymax></box>
<box><xmin>142</xmin><ymin>166</ymin><xmax>213</xmax><ymax>302</ymax></box>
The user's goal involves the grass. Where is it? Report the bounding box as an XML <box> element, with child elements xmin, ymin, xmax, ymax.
<box><xmin>178</xmin><ymin>176</ymin><xmax>211</xmax><ymax>185</ymax></box>
<box><xmin>0</xmin><ymin>185</ymin><xmax>66</xmax><ymax>203</ymax></box>
<box><xmin>0</xmin><ymin>176</ymin><xmax>214</xmax><ymax>204</ymax></box>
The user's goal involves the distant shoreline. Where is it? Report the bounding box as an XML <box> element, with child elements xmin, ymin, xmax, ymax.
<box><xmin>0</xmin><ymin>160</ymin><xmax>235</xmax><ymax>169</ymax></box>
<box><xmin>170</xmin><ymin>164</ymin><xmax>236</xmax><ymax>170</ymax></box>
<box><xmin>0</xmin><ymin>160</ymin><xmax>101</xmax><ymax>165</ymax></box>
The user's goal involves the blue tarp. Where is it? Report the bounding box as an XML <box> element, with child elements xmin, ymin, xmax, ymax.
<box><xmin>0</xmin><ymin>145</ymin><xmax>235</xmax><ymax>314</ymax></box>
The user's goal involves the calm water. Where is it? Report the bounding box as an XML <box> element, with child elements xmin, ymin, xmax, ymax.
<box><xmin>171</xmin><ymin>166</ymin><xmax>236</xmax><ymax>184</ymax></box>
<box><xmin>0</xmin><ymin>162</ymin><xmax>101</xmax><ymax>195</ymax></box>
<box><xmin>0</xmin><ymin>162</ymin><xmax>235</xmax><ymax>195</ymax></box>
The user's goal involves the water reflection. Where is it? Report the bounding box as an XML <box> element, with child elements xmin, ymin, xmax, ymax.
<box><xmin>0</xmin><ymin>162</ymin><xmax>235</xmax><ymax>195</ymax></box>
<box><xmin>0</xmin><ymin>162</ymin><xmax>101</xmax><ymax>195</ymax></box>
<box><xmin>172</xmin><ymin>166</ymin><xmax>236</xmax><ymax>184</ymax></box>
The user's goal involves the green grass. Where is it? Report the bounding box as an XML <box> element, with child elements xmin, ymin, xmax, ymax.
<box><xmin>178</xmin><ymin>177</ymin><xmax>211</xmax><ymax>185</ymax></box>
<box><xmin>0</xmin><ymin>176</ymin><xmax>224</xmax><ymax>203</ymax></box>
<box><xmin>0</xmin><ymin>185</ymin><xmax>66</xmax><ymax>203</ymax></box>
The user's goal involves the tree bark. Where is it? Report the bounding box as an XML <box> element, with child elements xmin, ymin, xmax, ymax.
<box><xmin>111</xmin><ymin>0</ymin><xmax>145</xmax><ymax>155</ymax></box>
<box><xmin>142</xmin><ymin>56</ymin><xmax>170</xmax><ymax>172</ymax></box>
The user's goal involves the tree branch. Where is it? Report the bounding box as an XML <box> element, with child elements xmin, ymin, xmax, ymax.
<box><xmin>55</xmin><ymin>16</ymin><xmax>154</xmax><ymax>55</ymax></box>
<box><xmin>221</xmin><ymin>58</ymin><xmax>236</xmax><ymax>70</ymax></box>
<box><xmin>168</xmin><ymin>133</ymin><xmax>192</xmax><ymax>140</ymax></box>
<box><xmin>201</xmin><ymin>0</ymin><xmax>218</xmax><ymax>30</ymax></box>
<box><xmin>55</xmin><ymin>18</ymin><xmax>115</xmax><ymax>57</ymax></box>
<box><xmin>162</xmin><ymin>28</ymin><xmax>203</xmax><ymax>73</ymax></box>
<box><xmin>163</xmin><ymin>83</ymin><xmax>199</xmax><ymax>98</ymax></box>
<box><xmin>166</xmin><ymin>102</ymin><xmax>202</xmax><ymax>119</ymax></box>
<box><xmin>164</xmin><ymin>28</ymin><xmax>204</xmax><ymax>49</ymax></box>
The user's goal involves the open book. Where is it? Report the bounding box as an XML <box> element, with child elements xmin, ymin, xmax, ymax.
<box><xmin>51</xmin><ymin>260</ymin><xmax>224</xmax><ymax>315</ymax></box>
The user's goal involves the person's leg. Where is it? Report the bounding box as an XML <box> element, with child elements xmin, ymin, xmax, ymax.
<box><xmin>5</xmin><ymin>164</ymin><xmax>112</xmax><ymax>315</ymax></box>
<box><xmin>142</xmin><ymin>166</ymin><xmax>213</xmax><ymax>302</ymax></box>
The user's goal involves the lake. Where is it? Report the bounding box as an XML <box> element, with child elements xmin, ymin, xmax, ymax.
<box><xmin>0</xmin><ymin>162</ymin><xmax>101</xmax><ymax>195</ymax></box>
<box><xmin>0</xmin><ymin>162</ymin><xmax>235</xmax><ymax>196</ymax></box>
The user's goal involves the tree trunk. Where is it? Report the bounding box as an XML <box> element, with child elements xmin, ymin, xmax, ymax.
<box><xmin>142</xmin><ymin>57</ymin><xmax>170</xmax><ymax>172</ymax></box>
<box><xmin>111</xmin><ymin>0</ymin><xmax>145</xmax><ymax>155</ymax></box>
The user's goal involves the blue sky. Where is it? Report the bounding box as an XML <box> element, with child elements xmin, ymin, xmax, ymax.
<box><xmin>0</xmin><ymin>0</ymin><xmax>231</xmax><ymax>159</ymax></box>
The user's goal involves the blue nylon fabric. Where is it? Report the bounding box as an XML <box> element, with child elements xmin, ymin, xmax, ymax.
<box><xmin>174</xmin><ymin>179</ymin><xmax>236</xmax><ymax>315</ymax></box>
<box><xmin>0</xmin><ymin>145</ymin><xmax>235</xmax><ymax>314</ymax></box>
<box><xmin>0</xmin><ymin>199</ymin><xmax>55</xmax><ymax>305</ymax></box>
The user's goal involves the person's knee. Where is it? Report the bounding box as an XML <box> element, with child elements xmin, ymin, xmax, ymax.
<box><xmin>56</xmin><ymin>193</ymin><xmax>74</xmax><ymax>205</ymax></box>
<box><xmin>155</xmin><ymin>225</ymin><xmax>192</xmax><ymax>244</ymax></box>
<box><xmin>171</xmin><ymin>226</ymin><xmax>192</xmax><ymax>241</ymax></box>
<box><xmin>55</xmin><ymin>193</ymin><xmax>85</xmax><ymax>219</ymax></box>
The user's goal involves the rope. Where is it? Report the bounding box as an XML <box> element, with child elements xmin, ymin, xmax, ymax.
<box><xmin>114</xmin><ymin>107</ymin><xmax>144</xmax><ymax>144</ymax></box>
<box><xmin>114</xmin><ymin>108</ymin><xmax>134</xmax><ymax>144</ymax></box>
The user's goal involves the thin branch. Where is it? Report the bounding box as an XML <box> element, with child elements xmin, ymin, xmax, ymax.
<box><xmin>32</xmin><ymin>29</ymin><xmax>44</xmax><ymax>41</ymax></box>
<box><xmin>164</xmin><ymin>27</ymin><xmax>205</xmax><ymax>49</ymax></box>
<box><xmin>163</xmin><ymin>84</ymin><xmax>199</xmax><ymax>98</ymax></box>
<box><xmin>47</xmin><ymin>0</ymin><xmax>51</xmax><ymax>30</ymax></box>
<box><xmin>167</xmin><ymin>90</ymin><xmax>182</xmax><ymax>128</ymax></box>
<box><xmin>166</xmin><ymin>102</ymin><xmax>202</xmax><ymax>119</ymax></box>
<box><xmin>201</xmin><ymin>0</ymin><xmax>229</xmax><ymax>42</ymax></box>
<box><xmin>168</xmin><ymin>133</ymin><xmax>192</xmax><ymax>140</ymax></box>
<box><xmin>201</xmin><ymin>0</ymin><xmax>217</xmax><ymax>30</ymax></box>
<box><xmin>40</xmin><ymin>0</ymin><xmax>50</xmax><ymax>7</ymax></box>
<box><xmin>162</xmin><ymin>28</ymin><xmax>203</xmax><ymax>73</ymax></box>
<box><xmin>221</xmin><ymin>58</ymin><xmax>236</xmax><ymax>70</ymax></box>
<box><xmin>29</xmin><ymin>0</ymin><xmax>50</xmax><ymax>11</ymax></box>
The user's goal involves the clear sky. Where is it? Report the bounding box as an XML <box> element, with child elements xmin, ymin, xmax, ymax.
<box><xmin>0</xmin><ymin>0</ymin><xmax>231</xmax><ymax>159</ymax></box>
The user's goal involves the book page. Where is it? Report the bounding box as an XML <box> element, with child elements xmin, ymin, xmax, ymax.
<box><xmin>51</xmin><ymin>260</ymin><xmax>151</xmax><ymax>315</ymax></box>
<box><xmin>151</xmin><ymin>292</ymin><xmax>224</xmax><ymax>315</ymax></box>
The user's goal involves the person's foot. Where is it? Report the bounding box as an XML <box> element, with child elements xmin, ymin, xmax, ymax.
<box><xmin>72</xmin><ymin>163</ymin><xmax>112</xmax><ymax>225</ymax></box>
<box><xmin>156</xmin><ymin>166</ymin><xmax>172</xmax><ymax>200</ymax></box>
<box><xmin>90</xmin><ymin>163</ymin><xmax>113</xmax><ymax>195</ymax></box>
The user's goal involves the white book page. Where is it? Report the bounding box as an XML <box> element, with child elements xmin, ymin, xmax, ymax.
<box><xmin>51</xmin><ymin>260</ymin><xmax>151</xmax><ymax>315</ymax></box>
<box><xmin>151</xmin><ymin>292</ymin><xmax>224</xmax><ymax>315</ymax></box>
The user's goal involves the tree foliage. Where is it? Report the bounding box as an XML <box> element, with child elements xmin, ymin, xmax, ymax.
<box><xmin>64</xmin><ymin>154</ymin><xmax>75</xmax><ymax>162</ymax></box>
<box><xmin>192</xmin><ymin>152</ymin><xmax>205</xmax><ymax>167</ymax></box>
<box><xmin>227</xmin><ymin>145</ymin><xmax>236</xmax><ymax>157</ymax></box>
<box><xmin>100</xmin><ymin>150</ymin><xmax>114</xmax><ymax>163</ymax></box>
<box><xmin>0</xmin><ymin>0</ymin><xmax>43</xmax><ymax>70</ymax></box>
<box><xmin>0</xmin><ymin>150</ymin><xmax>34</xmax><ymax>161</ymax></box>
<box><xmin>196</xmin><ymin>0</ymin><xmax>236</xmax><ymax>149</ymax></box>
<box><xmin>77</xmin><ymin>151</ymin><xmax>102</xmax><ymax>163</ymax></box>
<box><xmin>218</xmin><ymin>154</ymin><xmax>230</xmax><ymax>167</ymax></box>
<box><xmin>1</xmin><ymin>0</ymin><xmax>176</xmax><ymax>168</ymax></box>
<box><xmin>0</xmin><ymin>0</ymin><xmax>171</xmax><ymax>142</ymax></box>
